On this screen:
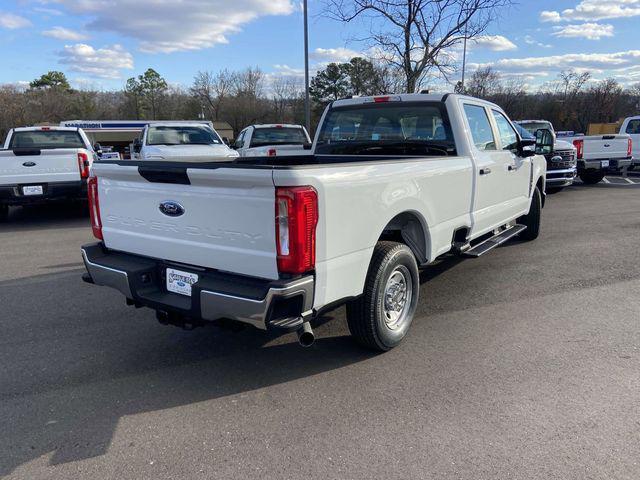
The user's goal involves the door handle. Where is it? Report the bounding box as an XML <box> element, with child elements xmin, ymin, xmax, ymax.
<box><xmin>480</xmin><ymin>167</ymin><xmax>492</xmax><ymax>175</ymax></box>
<box><xmin>508</xmin><ymin>164</ymin><xmax>517</xmax><ymax>171</ymax></box>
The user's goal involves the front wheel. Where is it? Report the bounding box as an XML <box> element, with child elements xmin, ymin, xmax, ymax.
<box><xmin>518</xmin><ymin>186</ymin><xmax>542</xmax><ymax>241</ymax></box>
<box><xmin>346</xmin><ymin>241</ymin><xmax>420</xmax><ymax>352</ymax></box>
<box><xmin>579</xmin><ymin>171</ymin><xmax>605</xmax><ymax>184</ymax></box>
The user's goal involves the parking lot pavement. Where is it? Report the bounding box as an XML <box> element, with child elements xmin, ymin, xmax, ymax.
<box><xmin>1</xmin><ymin>186</ymin><xmax>640</xmax><ymax>480</ymax></box>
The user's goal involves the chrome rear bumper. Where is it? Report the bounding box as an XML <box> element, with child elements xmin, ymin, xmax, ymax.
<box><xmin>81</xmin><ymin>242</ymin><xmax>314</xmax><ymax>330</ymax></box>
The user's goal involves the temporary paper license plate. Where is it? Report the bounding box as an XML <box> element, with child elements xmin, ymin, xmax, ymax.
<box><xmin>166</xmin><ymin>268</ymin><xmax>199</xmax><ymax>296</ymax></box>
<box><xmin>22</xmin><ymin>185</ymin><xmax>43</xmax><ymax>196</ymax></box>
<box><xmin>601</xmin><ymin>160</ymin><xmax>610</xmax><ymax>168</ymax></box>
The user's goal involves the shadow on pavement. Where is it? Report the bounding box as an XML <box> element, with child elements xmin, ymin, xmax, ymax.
<box><xmin>0</xmin><ymin>202</ymin><xmax>88</xmax><ymax>233</ymax></box>
<box><xmin>0</xmin><ymin>272</ymin><xmax>374</xmax><ymax>476</ymax></box>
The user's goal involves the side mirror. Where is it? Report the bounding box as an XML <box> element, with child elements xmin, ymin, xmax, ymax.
<box><xmin>535</xmin><ymin>128</ymin><xmax>554</xmax><ymax>155</ymax></box>
<box><xmin>132</xmin><ymin>138</ymin><xmax>142</xmax><ymax>153</ymax></box>
<box><xmin>222</xmin><ymin>136</ymin><xmax>230</xmax><ymax>146</ymax></box>
<box><xmin>93</xmin><ymin>142</ymin><xmax>102</xmax><ymax>154</ymax></box>
<box><xmin>303</xmin><ymin>142</ymin><xmax>313</xmax><ymax>150</ymax></box>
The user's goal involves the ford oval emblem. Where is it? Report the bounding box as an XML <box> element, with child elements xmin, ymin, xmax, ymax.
<box><xmin>23</xmin><ymin>161</ymin><xmax>36</xmax><ymax>167</ymax></box>
<box><xmin>159</xmin><ymin>201</ymin><xmax>185</xmax><ymax>217</ymax></box>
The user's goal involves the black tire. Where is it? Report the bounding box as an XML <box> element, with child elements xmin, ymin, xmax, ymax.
<box><xmin>518</xmin><ymin>186</ymin><xmax>541</xmax><ymax>241</ymax></box>
<box><xmin>346</xmin><ymin>241</ymin><xmax>420</xmax><ymax>352</ymax></box>
<box><xmin>0</xmin><ymin>205</ymin><xmax>8</xmax><ymax>222</ymax></box>
<box><xmin>579</xmin><ymin>171</ymin><xmax>605</xmax><ymax>184</ymax></box>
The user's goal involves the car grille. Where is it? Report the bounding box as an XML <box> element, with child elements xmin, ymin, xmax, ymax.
<box><xmin>546</xmin><ymin>150</ymin><xmax>576</xmax><ymax>169</ymax></box>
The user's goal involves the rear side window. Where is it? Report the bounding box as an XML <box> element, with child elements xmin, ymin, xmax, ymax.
<box><xmin>9</xmin><ymin>130</ymin><xmax>85</xmax><ymax>149</ymax></box>
<box><xmin>250</xmin><ymin>128</ymin><xmax>308</xmax><ymax>147</ymax></box>
<box><xmin>625</xmin><ymin>120</ymin><xmax>640</xmax><ymax>134</ymax></box>
<box><xmin>463</xmin><ymin>104</ymin><xmax>496</xmax><ymax>151</ymax></box>
<box><xmin>491</xmin><ymin>110</ymin><xmax>519</xmax><ymax>151</ymax></box>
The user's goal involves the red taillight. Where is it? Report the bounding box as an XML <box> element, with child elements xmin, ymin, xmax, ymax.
<box><xmin>87</xmin><ymin>176</ymin><xmax>103</xmax><ymax>240</ymax></box>
<box><xmin>77</xmin><ymin>152</ymin><xmax>90</xmax><ymax>178</ymax></box>
<box><xmin>374</xmin><ymin>96</ymin><xmax>390</xmax><ymax>103</ymax></box>
<box><xmin>267</xmin><ymin>148</ymin><xmax>277</xmax><ymax>157</ymax></box>
<box><xmin>628</xmin><ymin>138</ymin><xmax>632</xmax><ymax>157</ymax></box>
<box><xmin>275</xmin><ymin>186</ymin><xmax>318</xmax><ymax>275</ymax></box>
<box><xmin>573</xmin><ymin>139</ymin><xmax>584</xmax><ymax>160</ymax></box>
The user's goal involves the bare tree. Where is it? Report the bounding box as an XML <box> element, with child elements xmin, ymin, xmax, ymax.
<box><xmin>325</xmin><ymin>0</ymin><xmax>512</xmax><ymax>92</ymax></box>
<box><xmin>271</xmin><ymin>76</ymin><xmax>303</xmax><ymax>121</ymax></box>
<box><xmin>191</xmin><ymin>70</ymin><xmax>233</xmax><ymax>121</ymax></box>
<box><xmin>465</xmin><ymin>66</ymin><xmax>501</xmax><ymax>98</ymax></box>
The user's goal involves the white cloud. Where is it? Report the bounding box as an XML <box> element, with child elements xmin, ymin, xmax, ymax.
<box><xmin>49</xmin><ymin>0</ymin><xmax>295</xmax><ymax>53</ymax></box>
<box><xmin>540</xmin><ymin>11</ymin><xmax>562</xmax><ymax>22</ymax></box>
<box><xmin>58</xmin><ymin>44</ymin><xmax>134</xmax><ymax>79</ymax></box>
<box><xmin>272</xmin><ymin>64</ymin><xmax>306</xmax><ymax>77</ymax></box>
<box><xmin>552</xmin><ymin>23</ymin><xmax>614</xmax><ymax>40</ymax></box>
<box><xmin>33</xmin><ymin>7</ymin><xmax>63</xmax><ymax>16</ymax></box>
<box><xmin>471</xmin><ymin>50</ymin><xmax>640</xmax><ymax>74</ymax></box>
<box><xmin>43</xmin><ymin>26</ymin><xmax>89</xmax><ymax>41</ymax></box>
<box><xmin>541</xmin><ymin>1</ymin><xmax>640</xmax><ymax>22</ymax></box>
<box><xmin>0</xmin><ymin>12</ymin><xmax>32</xmax><ymax>29</ymax></box>
<box><xmin>470</xmin><ymin>35</ymin><xmax>517</xmax><ymax>51</ymax></box>
<box><xmin>311</xmin><ymin>47</ymin><xmax>362</xmax><ymax>63</ymax></box>
<box><xmin>524</xmin><ymin>35</ymin><xmax>552</xmax><ymax>48</ymax></box>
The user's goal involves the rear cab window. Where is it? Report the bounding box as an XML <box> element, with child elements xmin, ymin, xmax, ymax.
<box><xmin>463</xmin><ymin>104</ymin><xmax>496</xmax><ymax>151</ymax></box>
<box><xmin>315</xmin><ymin>101</ymin><xmax>456</xmax><ymax>156</ymax></box>
<box><xmin>625</xmin><ymin>119</ymin><xmax>640</xmax><ymax>134</ymax></box>
<box><xmin>250</xmin><ymin>127</ymin><xmax>308</xmax><ymax>148</ymax></box>
<box><xmin>9</xmin><ymin>130</ymin><xmax>85</xmax><ymax>149</ymax></box>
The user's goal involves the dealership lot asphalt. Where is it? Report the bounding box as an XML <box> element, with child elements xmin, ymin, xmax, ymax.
<box><xmin>1</xmin><ymin>182</ymin><xmax>640</xmax><ymax>480</ymax></box>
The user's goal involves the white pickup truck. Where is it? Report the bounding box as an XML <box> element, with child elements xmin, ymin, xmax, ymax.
<box><xmin>619</xmin><ymin>116</ymin><xmax>640</xmax><ymax>168</ymax></box>
<box><xmin>234</xmin><ymin>124</ymin><xmax>312</xmax><ymax>157</ymax></box>
<box><xmin>555</xmin><ymin>129</ymin><xmax>631</xmax><ymax>184</ymax></box>
<box><xmin>80</xmin><ymin>94</ymin><xmax>549</xmax><ymax>351</ymax></box>
<box><xmin>0</xmin><ymin>126</ymin><xmax>94</xmax><ymax>221</ymax></box>
<box><xmin>132</xmin><ymin>122</ymin><xmax>239</xmax><ymax>162</ymax></box>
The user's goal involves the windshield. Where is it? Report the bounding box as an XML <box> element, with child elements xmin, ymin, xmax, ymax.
<box><xmin>513</xmin><ymin>122</ymin><xmax>535</xmax><ymax>140</ymax></box>
<box><xmin>315</xmin><ymin>102</ymin><xmax>456</xmax><ymax>156</ymax></box>
<box><xmin>250</xmin><ymin>127</ymin><xmax>308</xmax><ymax>148</ymax></box>
<box><xmin>9</xmin><ymin>130</ymin><xmax>85</xmax><ymax>149</ymax></box>
<box><xmin>518</xmin><ymin>122</ymin><xmax>552</xmax><ymax>136</ymax></box>
<box><xmin>147</xmin><ymin>126</ymin><xmax>221</xmax><ymax>146</ymax></box>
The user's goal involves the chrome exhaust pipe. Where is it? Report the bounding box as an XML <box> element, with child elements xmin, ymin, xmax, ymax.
<box><xmin>297</xmin><ymin>322</ymin><xmax>315</xmax><ymax>347</ymax></box>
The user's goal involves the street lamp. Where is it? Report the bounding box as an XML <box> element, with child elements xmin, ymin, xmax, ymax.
<box><xmin>303</xmin><ymin>0</ymin><xmax>311</xmax><ymax>133</ymax></box>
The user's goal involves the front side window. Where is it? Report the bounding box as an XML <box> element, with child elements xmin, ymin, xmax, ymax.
<box><xmin>625</xmin><ymin>119</ymin><xmax>640</xmax><ymax>134</ymax></box>
<box><xmin>315</xmin><ymin>102</ymin><xmax>456</xmax><ymax>156</ymax></box>
<box><xmin>9</xmin><ymin>130</ymin><xmax>85</xmax><ymax>149</ymax></box>
<box><xmin>463</xmin><ymin>104</ymin><xmax>496</xmax><ymax>151</ymax></box>
<box><xmin>146</xmin><ymin>126</ymin><xmax>221</xmax><ymax>146</ymax></box>
<box><xmin>492</xmin><ymin>110</ymin><xmax>519</xmax><ymax>151</ymax></box>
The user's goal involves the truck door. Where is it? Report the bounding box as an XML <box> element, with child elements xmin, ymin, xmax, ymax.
<box><xmin>489</xmin><ymin>109</ymin><xmax>531</xmax><ymax>215</ymax></box>
<box><xmin>462</xmin><ymin>102</ymin><xmax>513</xmax><ymax>236</ymax></box>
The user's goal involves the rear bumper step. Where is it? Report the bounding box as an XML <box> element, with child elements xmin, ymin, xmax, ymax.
<box><xmin>81</xmin><ymin>242</ymin><xmax>314</xmax><ymax>331</ymax></box>
<box><xmin>463</xmin><ymin>224</ymin><xmax>527</xmax><ymax>258</ymax></box>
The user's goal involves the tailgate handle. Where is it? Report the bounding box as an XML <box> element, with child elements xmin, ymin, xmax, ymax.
<box><xmin>12</xmin><ymin>148</ymin><xmax>41</xmax><ymax>156</ymax></box>
<box><xmin>138</xmin><ymin>166</ymin><xmax>191</xmax><ymax>185</ymax></box>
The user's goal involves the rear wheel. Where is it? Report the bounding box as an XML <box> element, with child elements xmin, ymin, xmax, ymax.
<box><xmin>518</xmin><ymin>186</ymin><xmax>541</xmax><ymax>241</ymax></box>
<box><xmin>346</xmin><ymin>241</ymin><xmax>419</xmax><ymax>352</ymax></box>
<box><xmin>579</xmin><ymin>171</ymin><xmax>605</xmax><ymax>184</ymax></box>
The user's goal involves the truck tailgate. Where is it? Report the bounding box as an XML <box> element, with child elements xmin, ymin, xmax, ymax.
<box><xmin>92</xmin><ymin>163</ymin><xmax>279</xmax><ymax>280</ymax></box>
<box><xmin>0</xmin><ymin>148</ymin><xmax>81</xmax><ymax>185</ymax></box>
<box><xmin>581</xmin><ymin>135</ymin><xmax>630</xmax><ymax>160</ymax></box>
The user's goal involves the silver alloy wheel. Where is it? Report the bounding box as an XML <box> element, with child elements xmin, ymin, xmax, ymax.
<box><xmin>383</xmin><ymin>265</ymin><xmax>413</xmax><ymax>330</ymax></box>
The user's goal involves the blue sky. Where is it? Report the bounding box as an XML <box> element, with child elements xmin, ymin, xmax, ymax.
<box><xmin>0</xmin><ymin>0</ymin><xmax>639</xmax><ymax>91</ymax></box>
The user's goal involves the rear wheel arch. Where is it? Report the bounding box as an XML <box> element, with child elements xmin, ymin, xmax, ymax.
<box><xmin>377</xmin><ymin>211</ymin><xmax>430</xmax><ymax>265</ymax></box>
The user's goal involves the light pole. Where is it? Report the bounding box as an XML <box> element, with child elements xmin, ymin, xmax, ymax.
<box><xmin>460</xmin><ymin>25</ymin><xmax>468</xmax><ymax>91</ymax></box>
<box><xmin>303</xmin><ymin>0</ymin><xmax>311</xmax><ymax>133</ymax></box>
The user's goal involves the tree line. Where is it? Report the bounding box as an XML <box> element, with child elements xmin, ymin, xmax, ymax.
<box><xmin>1</xmin><ymin>64</ymin><xmax>639</xmax><ymax>143</ymax></box>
